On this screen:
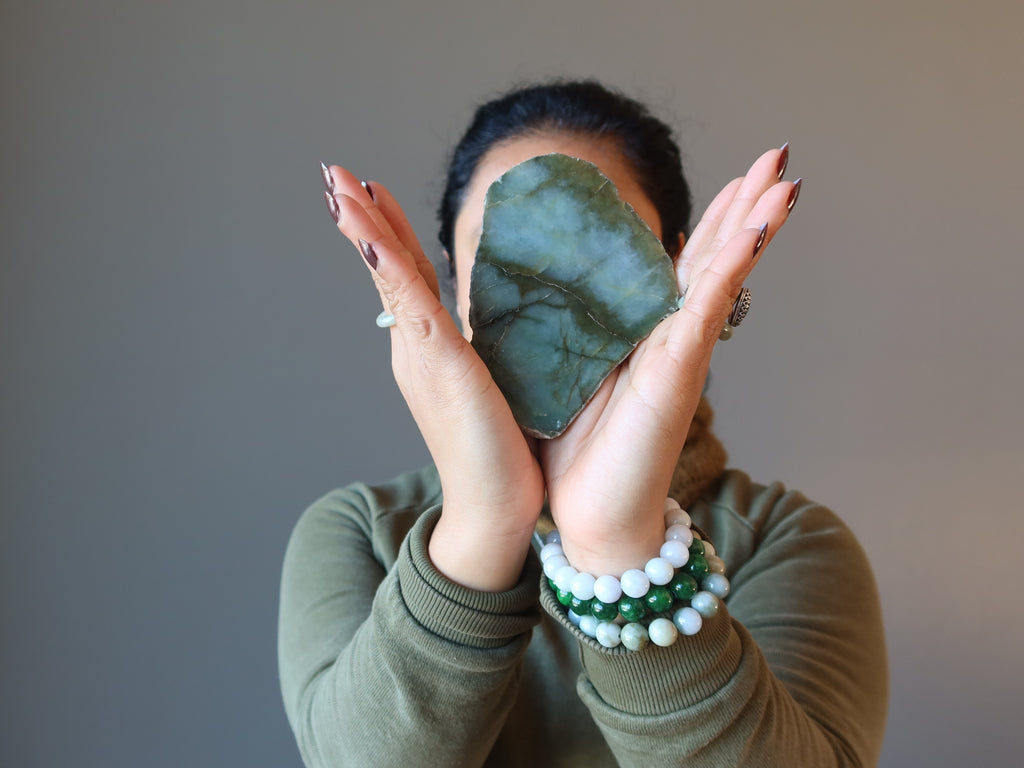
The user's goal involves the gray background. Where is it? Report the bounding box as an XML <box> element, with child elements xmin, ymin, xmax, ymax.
<box><xmin>2</xmin><ymin>1</ymin><xmax>1021</xmax><ymax>766</ymax></box>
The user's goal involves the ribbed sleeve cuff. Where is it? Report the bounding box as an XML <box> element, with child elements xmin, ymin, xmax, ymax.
<box><xmin>397</xmin><ymin>506</ymin><xmax>541</xmax><ymax>649</ymax></box>
<box><xmin>539</xmin><ymin>579</ymin><xmax>743</xmax><ymax>717</ymax></box>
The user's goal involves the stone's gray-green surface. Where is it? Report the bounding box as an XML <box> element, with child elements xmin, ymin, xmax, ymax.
<box><xmin>469</xmin><ymin>154</ymin><xmax>679</xmax><ymax>438</ymax></box>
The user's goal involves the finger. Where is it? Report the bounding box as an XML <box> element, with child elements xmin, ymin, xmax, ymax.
<box><xmin>713</xmin><ymin>146</ymin><xmax>789</xmax><ymax>238</ymax></box>
<box><xmin>362</xmin><ymin>179</ymin><xmax>441</xmax><ymax>299</ymax></box>
<box><xmin>333</xmin><ymin>197</ymin><xmax>461</xmax><ymax>355</ymax></box>
<box><xmin>675</xmin><ymin>177</ymin><xmax>742</xmax><ymax>286</ymax></box>
<box><xmin>325</xmin><ymin>164</ymin><xmax>441</xmax><ymax>298</ymax></box>
<box><xmin>677</xmin><ymin>224</ymin><xmax>768</xmax><ymax>349</ymax></box>
<box><xmin>678</xmin><ymin>146</ymin><xmax>788</xmax><ymax>288</ymax></box>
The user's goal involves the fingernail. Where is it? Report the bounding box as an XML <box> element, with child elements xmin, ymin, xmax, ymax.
<box><xmin>358</xmin><ymin>239</ymin><xmax>378</xmax><ymax>271</ymax></box>
<box><xmin>787</xmin><ymin>178</ymin><xmax>802</xmax><ymax>212</ymax></box>
<box><xmin>321</xmin><ymin>162</ymin><xmax>334</xmax><ymax>194</ymax></box>
<box><xmin>324</xmin><ymin>191</ymin><xmax>340</xmax><ymax>223</ymax></box>
<box><xmin>753</xmin><ymin>222</ymin><xmax>769</xmax><ymax>258</ymax></box>
<box><xmin>776</xmin><ymin>143</ymin><xmax>789</xmax><ymax>180</ymax></box>
<box><xmin>360</xmin><ymin>180</ymin><xmax>376</xmax><ymax>202</ymax></box>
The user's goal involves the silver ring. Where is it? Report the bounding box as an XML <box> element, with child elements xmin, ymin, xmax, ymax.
<box><xmin>728</xmin><ymin>287</ymin><xmax>752</xmax><ymax>327</ymax></box>
<box><xmin>375</xmin><ymin>311</ymin><xmax>396</xmax><ymax>328</ymax></box>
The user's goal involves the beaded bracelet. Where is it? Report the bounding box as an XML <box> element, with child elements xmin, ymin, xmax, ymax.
<box><xmin>540</xmin><ymin>498</ymin><xmax>731</xmax><ymax>651</ymax></box>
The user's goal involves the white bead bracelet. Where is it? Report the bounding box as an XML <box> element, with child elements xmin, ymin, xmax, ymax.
<box><xmin>542</xmin><ymin>497</ymin><xmax>730</xmax><ymax>650</ymax></box>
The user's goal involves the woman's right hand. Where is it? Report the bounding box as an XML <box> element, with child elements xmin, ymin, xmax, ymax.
<box><xmin>322</xmin><ymin>164</ymin><xmax>545</xmax><ymax>591</ymax></box>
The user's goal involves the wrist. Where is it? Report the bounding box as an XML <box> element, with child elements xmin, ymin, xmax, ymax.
<box><xmin>559</xmin><ymin>521</ymin><xmax>666</xmax><ymax>577</ymax></box>
<box><xmin>428</xmin><ymin>504</ymin><xmax>538</xmax><ymax>592</ymax></box>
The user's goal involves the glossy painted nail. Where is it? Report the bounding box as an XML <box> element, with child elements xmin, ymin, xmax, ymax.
<box><xmin>324</xmin><ymin>191</ymin><xmax>340</xmax><ymax>223</ymax></box>
<box><xmin>361</xmin><ymin>180</ymin><xmax>375</xmax><ymax>202</ymax></box>
<box><xmin>776</xmin><ymin>143</ymin><xmax>789</xmax><ymax>180</ymax></box>
<box><xmin>787</xmin><ymin>178</ymin><xmax>803</xmax><ymax>212</ymax></box>
<box><xmin>321</xmin><ymin>162</ymin><xmax>334</xmax><ymax>194</ymax></box>
<box><xmin>358</xmin><ymin>239</ymin><xmax>378</xmax><ymax>271</ymax></box>
<box><xmin>753</xmin><ymin>222</ymin><xmax>769</xmax><ymax>258</ymax></box>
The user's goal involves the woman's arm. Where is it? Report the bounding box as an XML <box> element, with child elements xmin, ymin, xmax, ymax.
<box><xmin>278</xmin><ymin>476</ymin><xmax>543</xmax><ymax>768</ymax></box>
<box><xmin>543</xmin><ymin>474</ymin><xmax>888</xmax><ymax>767</ymax></box>
<box><xmin>541</xmin><ymin>147</ymin><xmax>799</xmax><ymax>576</ymax></box>
<box><xmin>323</xmin><ymin>166</ymin><xmax>545</xmax><ymax>591</ymax></box>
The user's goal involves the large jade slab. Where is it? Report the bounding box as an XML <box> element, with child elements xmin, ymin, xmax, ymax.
<box><xmin>469</xmin><ymin>154</ymin><xmax>679</xmax><ymax>438</ymax></box>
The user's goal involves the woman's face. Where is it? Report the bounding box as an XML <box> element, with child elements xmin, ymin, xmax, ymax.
<box><xmin>451</xmin><ymin>131</ymin><xmax>667</xmax><ymax>338</ymax></box>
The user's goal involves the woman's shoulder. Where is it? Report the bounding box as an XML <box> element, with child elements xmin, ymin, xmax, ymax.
<box><xmin>691</xmin><ymin>468</ymin><xmax>868</xmax><ymax>579</ymax></box>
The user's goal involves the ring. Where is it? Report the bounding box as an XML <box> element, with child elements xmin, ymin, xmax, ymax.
<box><xmin>728</xmin><ymin>287</ymin><xmax>752</xmax><ymax>327</ymax></box>
<box><xmin>719</xmin><ymin>287</ymin><xmax>752</xmax><ymax>341</ymax></box>
<box><xmin>376</xmin><ymin>311</ymin><xmax>396</xmax><ymax>328</ymax></box>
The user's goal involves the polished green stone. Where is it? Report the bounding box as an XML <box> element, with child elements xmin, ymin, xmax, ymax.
<box><xmin>685</xmin><ymin>555</ymin><xmax>709</xmax><ymax>581</ymax></box>
<box><xmin>669</xmin><ymin>572</ymin><xmax>699</xmax><ymax>600</ymax></box>
<box><xmin>470</xmin><ymin>154</ymin><xmax>680</xmax><ymax>438</ymax></box>
<box><xmin>688</xmin><ymin>539</ymin><xmax>706</xmax><ymax>557</ymax></box>
<box><xmin>591</xmin><ymin>599</ymin><xmax>619</xmax><ymax>621</ymax></box>
<box><xmin>569</xmin><ymin>595</ymin><xmax>592</xmax><ymax>615</ymax></box>
<box><xmin>618</xmin><ymin>595</ymin><xmax>648</xmax><ymax>622</ymax></box>
<box><xmin>556</xmin><ymin>587</ymin><xmax>574</xmax><ymax>607</ymax></box>
<box><xmin>645</xmin><ymin>585</ymin><xmax>674</xmax><ymax>613</ymax></box>
<box><xmin>620</xmin><ymin>622</ymin><xmax>650</xmax><ymax>652</ymax></box>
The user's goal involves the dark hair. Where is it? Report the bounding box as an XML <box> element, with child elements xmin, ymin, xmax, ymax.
<box><xmin>437</xmin><ymin>80</ymin><xmax>692</xmax><ymax>268</ymax></box>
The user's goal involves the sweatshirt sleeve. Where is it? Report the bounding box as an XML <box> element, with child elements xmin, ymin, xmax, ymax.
<box><xmin>278</xmin><ymin>485</ymin><xmax>542</xmax><ymax>768</ymax></box>
<box><xmin>539</xmin><ymin>473</ymin><xmax>888</xmax><ymax>767</ymax></box>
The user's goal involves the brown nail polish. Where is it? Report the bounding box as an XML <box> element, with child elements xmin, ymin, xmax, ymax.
<box><xmin>321</xmin><ymin>162</ymin><xmax>334</xmax><ymax>194</ymax></box>
<box><xmin>361</xmin><ymin>180</ymin><xmax>375</xmax><ymax>202</ymax></box>
<box><xmin>777</xmin><ymin>143</ymin><xmax>789</xmax><ymax>180</ymax></box>
<box><xmin>753</xmin><ymin>222</ymin><xmax>769</xmax><ymax>258</ymax></box>
<box><xmin>787</xmin><ymin>178</ymin><xmax>803</xmax><ymax>212</ymax></box>
<box><xmin>324</xmin><ymin>191</ymin><xmax>340</xmax><ymax>223</ymax></box>
<box><xmin>358</xmin><ymin>239</ymin><xmax>378</xmax><ymax>271</ymax></box>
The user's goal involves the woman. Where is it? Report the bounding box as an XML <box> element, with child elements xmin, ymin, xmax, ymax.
<box><xmin>279</xmin><ymin>81</ymin><xmax>887</xmax><ymax>767</ymax></box>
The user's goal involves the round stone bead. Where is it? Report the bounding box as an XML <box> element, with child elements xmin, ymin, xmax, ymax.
<box><xmin>595</xmin><ymin>621</ymin><xmax>622</xmax><ymax>648</ymax></box>
<box><xmin>553</xmin><ymin>564</ymin><xmax>578</xmax><ymax>592</ymax></box>
<box><xmin>593</xmin><ymin>574</ymin><xmax>623</xmax><ymax>604</ymax></box>
<box><xmin>665</xmin><ymin>505</ymin><xmax>691</xmax><ymax>525</ymax></box>
<box><xmin>702</xmin><ymin>540</ymin><xmax>716</xmax><ymax>558</ymax></box>
<box><xmin>556</xmin><ymin>587</ymin><xmax>573</xmax><ymax>606</ymax></box>
<box><xmin>685</xmin><ymin>555</ymin><xmax>709</xmax><ymax>581</ymax></box>
<box><xmin>688</xmin><ymin>539</ymin><xmax>706</xmax><ymax>557</ymax></box>
<box><xmin>659</xmin><ymin>540</ymin><xmax>690</xmax><ymax>568</ymax></box>
<box><xmin>665</xmin><ymin>524</ymin><xmax>694</xmax><ymax>546</ymax></box>
<box><xmin>539</xmin><ymin>542</ymin><xmax>564</xmax><ymax>563</ymax></box>
<box><xmin>618</xmin><ymin>595</ymin><xmax>647</xmax><ymax>622</ymax></box>
<box><xmin>648</xmin><ymin>617</ymin><xmax>679</xmax><ymax>647</ymax></box>
<box><xmin>644</xmin><ymin>556</ymin><xmax>674</xmax><ymax>586</ymax></box>
<box><xmin>669</xmin><ymin>571</ymin><xmax>699</xmax><ymax>600</ymax></box>
<box><xmin>663</xmin><ymin>497</ymin><xmax>682</xmax><ymax>513</ymax></box>
<box><xmin>569</xmin><ymin>595</ymin><xmax>592</xmax><ymax>615</ymax></box>
<box><xmin>542</xmin><ymin>554</ymin><xmax>569</xmax><ymax>579</ymax></box>
<box><xmin>620</xmin><ymin>568</ymin><xmax>650</xmax><ymax>599</ymax></box>
<box><xmin>567</xmin><ymin>609</ymin><xmax>581</xmax><ymax>626</ymax></box>
<box><xmin>591</xmin><ymin>599</ymin><xmax>619</xmax><ymax>621</ymax></box>
<box><xmin>570</xmin><ymin>572</ymin><xmax>596</xmax><ymax>601</ymax></box>
<box><xmin>644</xmin><ymin>585</ymin><xmax>674</xmax><ymax>613</ymax></box>
<box><xmin>579</xmin><ymin>614</ymin><xmax>599</xmax><ymax>638</ymax></box>
<box><xmin>703</xmin><ymin>573</ymin><xmax>731</xmax><ymax>599</ymax></box>
<box><xmin>706</xmin><ymin>555</ymin><xmax>726</xmax><ymax>575</ymax></box>
<box><xmin>673</xmin><ymin>606</ymin><xmax>703</xmax><ymax>636</ymax></box>
<box><xmin>691</xmin><ymin>591</ymin><xmax>720</xmax><ymax>618</ymax></box>
<box><xmin>620</xmin><ymin>622</ymin><xmax>650</xmax><ymax>652</ymax></box>
<box><xmin>544</xmin><ymin>530</ymin><xmax>561</xmax><ymax>545</ymax></box>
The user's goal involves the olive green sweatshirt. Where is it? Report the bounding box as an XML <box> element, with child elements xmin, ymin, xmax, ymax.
<box><xmin>278</xmin><ymin>404</ymin><xmax>887</xmax><ymax>767</ymax></box>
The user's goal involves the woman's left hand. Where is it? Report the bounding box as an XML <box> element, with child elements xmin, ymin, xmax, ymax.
<box><xmin>539</xmin><ymin>146</ymin><xmax>800</xmax><ymax>575</ymax></box>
